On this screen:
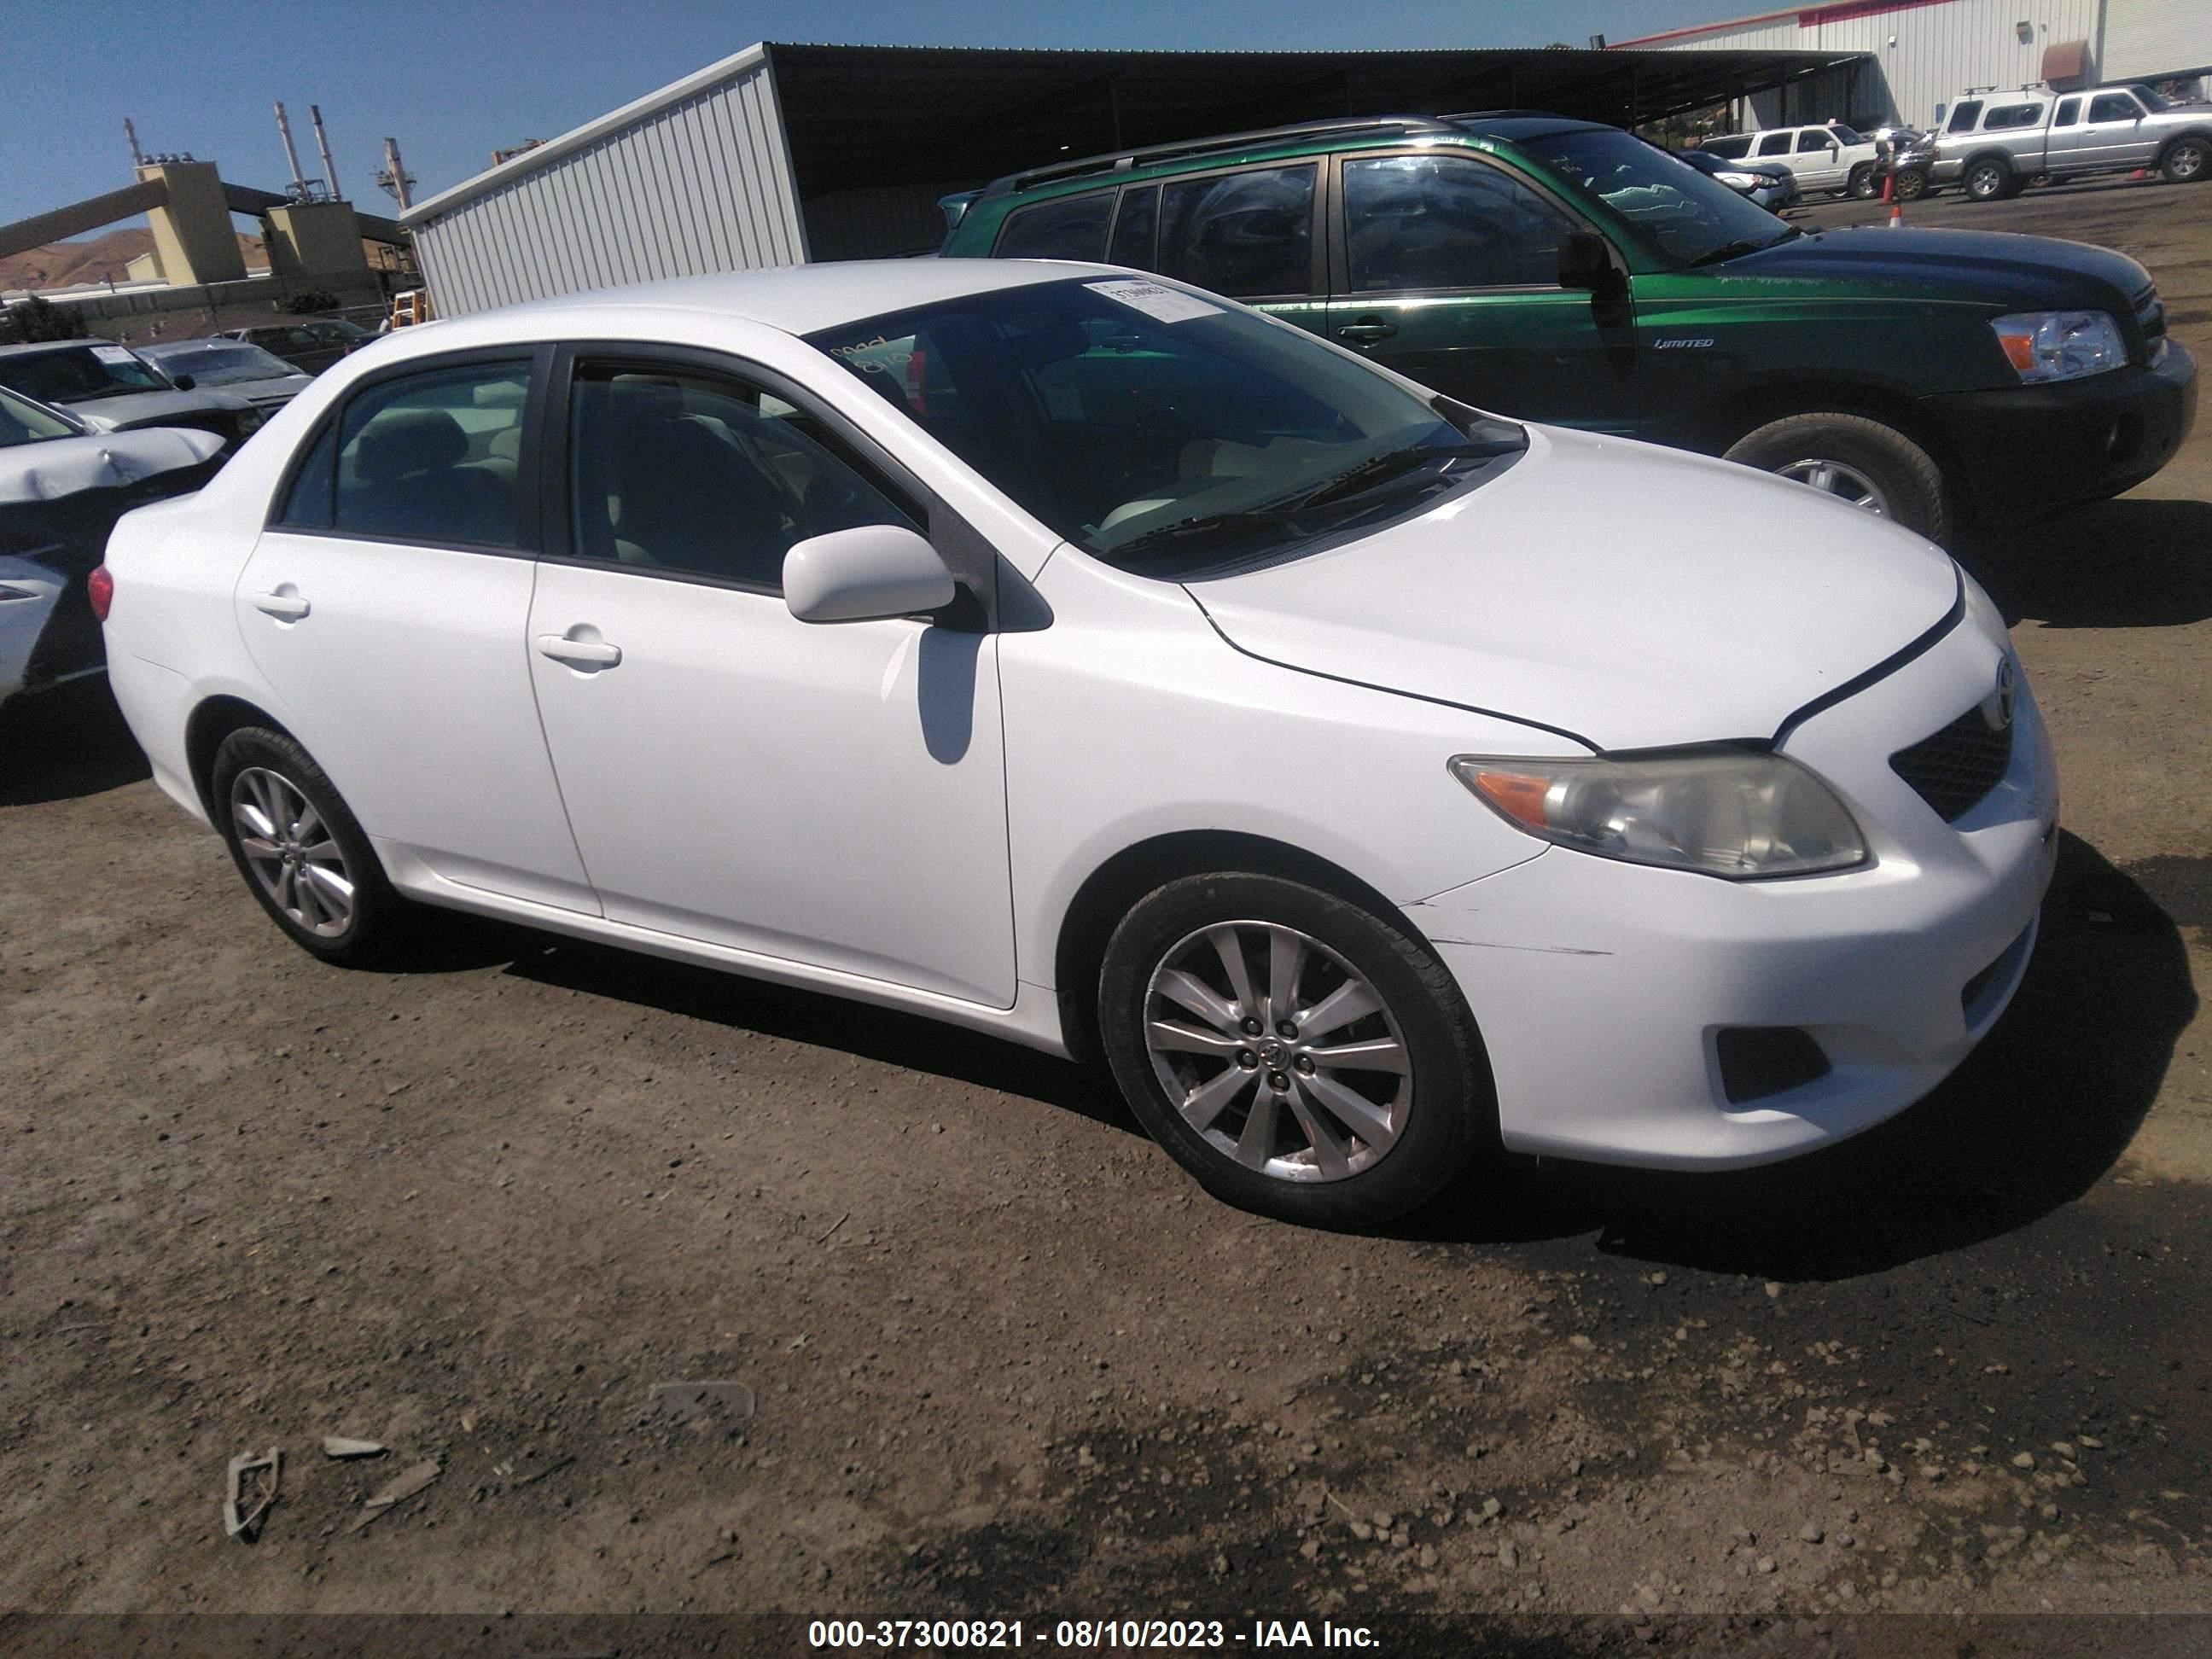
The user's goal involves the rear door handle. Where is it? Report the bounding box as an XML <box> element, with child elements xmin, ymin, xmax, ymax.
<box><xmin>535</xmin><ymin>633</ymin><xmax>622</xmax><ymax>669</ymax></box>
<box><xmin>1336</xmin><ymin>318</ymin><xmax>1397</xmax><ymax>345</ymax></box>
<box><xmin>251</xmin><ymin>590</ymin><xmax>310</xmax><ymax>620</ymax></box>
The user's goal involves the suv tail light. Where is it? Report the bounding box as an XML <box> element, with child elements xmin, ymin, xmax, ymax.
<box><xmin>88</xmin><ymin>564</ymin><xmax>114</xmax><ymax>622</ymax></box>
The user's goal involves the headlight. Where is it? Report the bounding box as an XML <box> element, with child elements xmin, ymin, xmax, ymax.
<box><xmin>1714</xmin><ymin>171</ymin><xmax>1762</xmax><ymax>189</ymax></box>
<box><xmin>1449</xmin><ymin>749</ymin><xmax>1867</xmax><ymax>880</ymax></box>
<box><xmin>1990</xmin><ymin>311</ymin><xmax>2126</xmax><ymax>383</ymax></box>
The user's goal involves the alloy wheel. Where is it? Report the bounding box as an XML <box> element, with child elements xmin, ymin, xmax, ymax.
<box><xmin>1143</xmin><ymin>921</ymin><xmax>1412</xmax><ymax>1184</ymax></box>
<box><xmin>1775</xmin><ymin>457</ymin><xmax>1891</xmax><ymax>516</ymax></box>
<box><xmin>230</xmin><ymin>766</ymin><xmax>355</xmax><ymax>938</ymax></box>
<box><xmin>2172</xmin><ymin>143</ymin><xmax>2206</xmax><ymax>181</ymax></box>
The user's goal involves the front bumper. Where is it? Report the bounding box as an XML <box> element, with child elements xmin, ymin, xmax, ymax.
<box><xmin>1412</xmin><ymin>600</ymin><xmax>2058</xmax><ymax>1169</ymax></box>
<box><xmin>1926</xmin><ymin>340</ymin><xmax>2197</xmax><ymax>525</ymax></box>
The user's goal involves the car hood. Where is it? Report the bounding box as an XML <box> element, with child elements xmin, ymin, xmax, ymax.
<box><xmin>201</xmin><ymin>372</ymin><xmax>312</xmax><ymax>405</ymax></box>
<box><xmin>0</xmin><ymin>427</ymin><xmax>226</xmax><ymax>506</ymax></box>
<box><xmin>1185</xmin><ymin>427</ymin><xmax>1961</xmax><ymax>753</ymax></box>
<box><xmin>1715</xmin><ymin>226</ymin><xmax>2152</xmax><ymax>312</ymax></box>
<box><xmin>65</xmin><ymin>388</ymin><xmax>250</xmax><ymax>430</ymax></box>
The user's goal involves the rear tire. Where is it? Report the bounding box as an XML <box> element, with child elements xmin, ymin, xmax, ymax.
<box><xmin>1097</xmin><ymin>871</ymin><xmax>1493</xmax><ymax>1229</ymax></box>
<box><xmin>1893</xmin><ymin>167</ymin><xmax>1930</xmax><ymax>201</ymax></box>
<box><xmin>2161</xmin><ymin>136</ymin><xmax>2209</xmax><ymax>184</ymax></box>
<box><xmin>211</xmin><ymin>727</ymin><xmax>408</xmax><ymax>968</ymax></box>
<box><xmin>1725</xmin><ymin>412</ymin><xmax>1952</xmax><ymax>544</ymax></box>
<box><xmin>1964</xmin><ymin>158</ymin><xmax>2014</xmax><ymax>201</ymax></box>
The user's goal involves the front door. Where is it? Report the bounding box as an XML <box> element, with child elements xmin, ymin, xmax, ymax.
<box><xmin>233</xmin><ymin>351</ymin><xmax>597</xmax><ymax>911</ymax></box>
<box><xmin>523</xmin><ymin>352</ymin><xmax>1017</xmax><ymax>1006</ymax></box>
<box><xmin>1792</xmin><ymin>129</ymin><xmax>1844</xmax><ymax>192</ymax></box>
<box><xmin>1323</xmin><ymin>151</ymin><xmax>1639</xmax><ymax>432</ymax></box>
<box><xmin>2078</xmin><ymin>90</ymin><xmax>2154</xmax><ymax>169</ymax></box>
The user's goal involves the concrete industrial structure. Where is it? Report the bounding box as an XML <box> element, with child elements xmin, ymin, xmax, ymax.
<box><xmin>1613</xmin><ymin>0</ymin><xmax>2212</xmax><ymax>130</ymax></box>
<box><xmin>402</xmin><ymin>40</ymin><xmax>1870</xmax><ymax>316</ymax></box>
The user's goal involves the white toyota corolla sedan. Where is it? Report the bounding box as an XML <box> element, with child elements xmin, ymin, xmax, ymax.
<box><xmin>95</xmin><ymin>259</ymin><xmax>2058</xmax><ymax>1227</ymax></box>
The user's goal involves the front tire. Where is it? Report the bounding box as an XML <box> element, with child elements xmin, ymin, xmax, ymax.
<box><xmin>2161</xmin><ymin>136</ymin><xmax>2209</xmax><ymax>185</ymax></box>
<box><xmin>1725</xmin><ymin>412</ymin><xmax>1952</xmax><ymax>544</ymax></box>
<box><xmin>211</xmin><ymin>727</ymin><xmax>407</xmax><ymax>967</ymax></box>
<box><xmin>1964</xmin><ymin>158</ymin><xmax>2014</xmax><ymax>201</ymax></box>
<box><xmin>1097</xmin><ymin>872</ymin><xmax>1493</xmax><ymax>1229</ymax></box>
<box><xmin>1847</xmin><ymin>163</ymin><xmax>1877</xmax><ymax>200</ymax></box>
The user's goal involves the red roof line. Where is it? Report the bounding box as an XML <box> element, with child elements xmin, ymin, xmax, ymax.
<box><xmin>1608</xmin><ymin>5</ymin><xmax>1821</xmax><ymax>48</ymax></box>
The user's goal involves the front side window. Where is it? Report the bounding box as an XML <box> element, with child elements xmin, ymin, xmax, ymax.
<box><xmin>1341</xmin><ymin>154</ymin><xmax>1575</xmax><ymax>292</ymax></box>
<box><xmin>2054</xmin><ymin>97</ymin><xmax>2081</xmax><ymax>126</ymax></box>
<box><xmin>1755</xmin><ymin>132</ymin><xmax>1793</xmax><ymax>156</ymax></box>
<box><xmin>1795</xmin><ymin>130</ymin><xmax>1833</xmax><ymax>153</ymax></box>
<box><xmin>1947</xmin><ymin>101</ymin><xmax>1985</xmax><ymax>133</ymax></box>
<box><xmin>1983</xmin><ymin>103</ymin><xmax>2045</xmax><ymax>130</ymax></box>
<box><xmin>332</xmin><ymin>360</ymin><xmax>530</xmax><ymax>547</ymax></box>
<box><xmin>0</xmin><ymin>343</ymin><xmax>167</xmax><ymax>405</ymax></box>
<box><xmin>809</xmin><ymin>276</ymin><xmax>1522</xmax><ymax>578</ymax></box>
<box><xmin>1156</xmin><ymin>164</ymin><xmax>1317</xmax><ymax>299</ymax></box>
<box><xmin>567</xmin><ymin>363</ymin><xmax>914</xmax><ymax>590</ymax></box>
<box><xmin>2089</xmin><ymin>92</ymin><xmax>2144</xmax><ymax>122</ymax></box>
<box><xmin>994</xmin><ymin>192</ymin><xmax>1114</xmax><ymax>261</ymax></box>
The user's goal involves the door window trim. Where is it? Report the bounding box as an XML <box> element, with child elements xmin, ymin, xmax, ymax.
<box><xmin>538</xmin><ymin>341</ymin><xmax>1004</xmax><ymax>630</ymax></box>
<box><xmin>1324</xmin><ymin>147</ymin><xmax>1602</xmax><ymax>300</ymax></box>
<box><xmin>261</xmin><ymin>344</ymin><xmax>553</xmax><ymax>559</ymax></box>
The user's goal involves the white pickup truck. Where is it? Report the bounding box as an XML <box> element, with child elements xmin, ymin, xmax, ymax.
<box><xmin>1928</xmin><ymin>82</ymin><xmax>2212</xmax><ymax>201</ymax></box>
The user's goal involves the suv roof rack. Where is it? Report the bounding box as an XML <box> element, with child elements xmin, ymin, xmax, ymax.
<box><xmin>982</xmin><ymin>114</ymin><xmax>1462</xmax><ymax>196</ymax></box>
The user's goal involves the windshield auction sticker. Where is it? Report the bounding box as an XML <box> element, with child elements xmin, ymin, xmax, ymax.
<box><xmin>1085</xmin><ymin>279</ymin><xmax>1222</xmax><ymax>323</ymax></box>
<box><xmin>90</xmin><ymin>345</ymin><xmax>138</xmax><ymax>364</ymax></box>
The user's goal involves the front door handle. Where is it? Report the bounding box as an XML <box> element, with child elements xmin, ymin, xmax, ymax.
<box><xmin>1336</xmin><ymin>317</ymin><xmax>1398</xmax><ymax>345</ymax></box>
<box><xmin>250</xmin><ymin>589</ymin><xmax>310</xmax><ymax>620</ymax></box>
<box><xmin>535</xmin><ymin>632</ymin><xmax>622</xmax><ymax>669</ymax></box>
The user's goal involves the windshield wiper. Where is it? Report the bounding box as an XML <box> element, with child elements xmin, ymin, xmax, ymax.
<box><xmin>1687</xmin><ymin>228</ymin><xmax>1801</xmax><ymax>268</ymax></box>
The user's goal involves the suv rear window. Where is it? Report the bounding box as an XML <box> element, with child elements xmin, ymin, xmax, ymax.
<box><xmin>994</xmin><ymin>193</ymin><xmax>1114</xmax><ymax>261</ymax></box>
<box><xmin>1755</xmin><ymin>132</ymin><xmax>1792</xmax><ymax>156</ymax></box>
<box><xmin>1983</xmin><ymin>103</ymin><xmax>2044</xmax><ymax>130</ymax></box>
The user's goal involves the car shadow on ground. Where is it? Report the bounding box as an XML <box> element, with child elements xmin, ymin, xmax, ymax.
<box><xmin>1406</xmin><ymin>831</ymin><xmax>2198</xmax><ymax>1280</ymax></box>
<box><xmin>0</xmin><ymin>678</ymin><xmax>152</xmax><ymax>806</ymax></box>
<box><xmin>1958</xmin><ymin>497</ymin><xmax>2212</xmax><ymax>629</ymax></box>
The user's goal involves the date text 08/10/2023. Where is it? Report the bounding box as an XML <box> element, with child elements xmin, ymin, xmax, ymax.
<box><xmin>806</xmin><ymin>1619</ymin><xmax>1382</xmax><ymax>1650</ymax></box>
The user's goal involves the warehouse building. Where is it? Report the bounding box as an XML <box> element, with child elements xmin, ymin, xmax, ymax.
<box><xmin>402</xmin><ymin>40</ymin><xmax>1868</xmax><ymax>316</ymax></box>
<box><xmin>1613</xmin><ymin>0</ymin><xmax>2211</xmax><ymax>131</ymax></box>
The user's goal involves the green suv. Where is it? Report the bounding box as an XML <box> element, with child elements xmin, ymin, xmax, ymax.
<box><xmin>941</xmin><ymin>113</ymin><xmax>2197</xmax><ymax>543</ymax></box>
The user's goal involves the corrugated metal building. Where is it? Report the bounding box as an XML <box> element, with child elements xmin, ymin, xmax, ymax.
<box><xmin>402</xmin><ymin>39</ymin><xmax>1872</xmax><ymax>316</ymax></box>
<box><xmin>1613</xmin><ymin>0</ymin><xmax>2212</xmax><ymax>130</ymax></box>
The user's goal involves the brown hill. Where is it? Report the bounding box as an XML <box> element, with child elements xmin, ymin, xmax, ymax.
<box><xmin>1</xmin><ymin>228</ymin><xmax>269</xmax><ymax>292</ymax></box>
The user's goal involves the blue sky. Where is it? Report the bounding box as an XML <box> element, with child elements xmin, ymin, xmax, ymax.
<box><xmin>3</xmin><ymin>1</ymin><xmax>1737</xmax><ymax>228</ymax></box>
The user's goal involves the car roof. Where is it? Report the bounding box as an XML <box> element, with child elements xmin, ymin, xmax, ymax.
<box><xmin>452</xmin><ymin>258</ymin><xmax>1118</xmax><ymax>341</ymax></box>
<box><xmin>0</xmin><ymin>338</ymin><xmax>124</xmax><ymax>360</ymax></box>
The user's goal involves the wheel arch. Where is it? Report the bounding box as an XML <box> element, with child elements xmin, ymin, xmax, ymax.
<box><xmin>1049</xmin><ymin>830</ymin><xmax>1440</xmax><ymax>1063</ymax></box>
<box><xmin>2156</xmin><ymin>127</ymin><xmax>2212</xmax><ymax>167</ymax></box>
<box><xmin>1959</xmin><ymin>149</ymin><xmax>2017</xmax><ymax>189</ymax></box>
<box><xmin>1695</xmin><ymin>378</ymin><xmax>1960</xmax><ymax>480</ymax></box>
<box><xmin>184</xmin><ymin>694</ymin><xmax>299</xmax><ymax>820</ymax></box>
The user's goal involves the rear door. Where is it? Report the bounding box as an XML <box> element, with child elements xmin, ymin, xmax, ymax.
<box><xmin>233</xmin><ymin>348</ymin><xmax>598</xmax><ymax>912</ymax></box>
<box><xmin>2045</xmin><ymin>96</ymin><xmax>2087</xmax><ymax>170</ymax></box>
<box><xmin>1323</xmin><ymin>149</ymin><xmax>1638</xmax><ymax>431</ymax></box>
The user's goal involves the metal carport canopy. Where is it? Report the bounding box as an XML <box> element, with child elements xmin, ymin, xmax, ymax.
<box><xmin>766</xmin><ymin>41</ymin><xmax>1871</xmax><ymax>199</ymax></box>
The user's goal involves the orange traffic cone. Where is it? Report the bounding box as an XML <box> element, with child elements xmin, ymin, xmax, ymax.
<box><xmin>1883</xmin><ymin>170</ymin><xmax>1903</xmax><ymax>228</ymax></box>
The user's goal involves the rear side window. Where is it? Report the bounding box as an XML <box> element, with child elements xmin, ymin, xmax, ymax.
<box><xmin>1755</xmin><ymin>132</ymin><xmax>1793</xmax><ymax>156</ymax></box>
<box><xmin>1341</xmin><ymin>154</ymin><xmax>1575</xmax><ymax>292</ymax></box>
<box><xmin>1795</xmin><ymin>130</ymin><xmax>1833</xmax><ymax>152</ymax></box>
<box><xmin>1983</xmin><ymin>103</ymin><xmax>2045</xmax><ymax>130</ymax></box>
<box><xmin>994</xmin><ymin>193</ymin><xmax>1113</xmax><ymax>261</ymax></box>
<box><xmin>332</xmin><ymin>360</ymin><xmax>530</xmax><ymax>547</ymax></box>
<box><xmin>2089</xmin><ymin>92</ymin><xmax>2143</xmax><ymax>122</ymax></box>
<box><xmin>1109</xmin><ymin>184</ymin><xmax>1158</xmax><ymax>268</ymax></box>
<box><xmin>1701</xmin><ymin>135</ymin><xmax>1751</xmax><ymax>159</ymax></box>
<box><xmin>2054</xmin><ymin>97</ymin><xmax>2081</xmax><ymax>126</ymax></box>
<box><xmin>1947</xmin><ymin>101</ymin><xmax>1985</xmax><ymax>133</ymax></box>
<box><xmin>1156</xmin><ymin>164</ymin><xmax>1316</xmax><ymax>299</ymax></box>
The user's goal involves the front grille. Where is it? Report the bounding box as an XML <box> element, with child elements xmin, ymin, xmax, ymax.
<box><xmin>1891</xmin><ymin>703</ymin><xmax>2012</xmax><ymax>822</ymax></box>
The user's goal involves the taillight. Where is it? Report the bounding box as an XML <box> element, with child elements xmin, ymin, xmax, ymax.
<box><xmin>88</xmin><ymin>564</ymin><xmax>114</xmax><ymax>622</ymax></box>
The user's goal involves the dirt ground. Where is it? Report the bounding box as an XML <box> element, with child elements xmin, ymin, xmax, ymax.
<box><xmin>3</xmin><ymin>176</ymin><xmax>2208</xmax><ymax>1653</ymax></box>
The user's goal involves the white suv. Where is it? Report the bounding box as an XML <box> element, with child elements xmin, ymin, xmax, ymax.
<box><xmin>1702</xmin><ymin>122</ymin><xmax>1884</xmax><ymax>198</ymax></box>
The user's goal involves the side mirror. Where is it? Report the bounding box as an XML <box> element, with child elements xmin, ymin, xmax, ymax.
<box><xmin>784</xmin><ymin>524</ymin><xmax>957</xmax><ymax>625</ymax></box>
<box><xmin>169</xmin><ymin>373</ymin><xmax>197</xmax><ymax>391</ymax></box>
<box><xmin>1556</xmin><ymin>231</ymin><xmax>1616</xmax><ymax>293</ymax></box>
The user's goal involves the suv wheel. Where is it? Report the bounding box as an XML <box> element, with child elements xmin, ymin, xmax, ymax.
<box><xmin>1725</xmin><ymin>413</ymin><xmax>1952</xmax><ymax>544</ymax></box>
<box><xmin>1964</xmin><ymin>158</ymin><xmax>2014</xmax><ymax>201</ymax></box>
<box><xmin>1097</xmin><ymin>872</ymin><xmax>1493</xmax><ymax>1229</ymax></box>
<box><xmin>1847</xmin><ymin>163</ymin><xmax>1878</xmax><ymax>199</ymax></box>
<box><xmin>2162</xmin><ymin>137</ymin><xmax>2209</xmax><ymax>184</ymax></box>
<box><xmin>212</xmin><ymin>726</ymin><xmax>408</xmax><ymax>967</ymax></box>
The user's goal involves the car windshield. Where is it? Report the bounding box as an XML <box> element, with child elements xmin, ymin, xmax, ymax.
<box><xmin>143</xmin><ymin>342</ymin><xmax>295</xmax><ymax>386</ymax></box>
<box><xmin>1518</xmin><ymin>127</ymin><xmax>1798</xmax><ymax>266</ymax></box>
<box><xmin>807</xmin><ymin>276</ymin><xmax>1524</xmax><ymax>576</ymax></box>
<box><xmin>0</xmin><ymin>384</ymin><xmax>82</xmax><ymax>447</ymax></box>
<box><xmin>1827</xmin><ymin>123</ymin><xmax>1866</xmax><ymax>144</ymax></box>
<box><xmin>0</xmin><ymin>343</ymin><xmax>169</xmax><ymax>404</ymax></box>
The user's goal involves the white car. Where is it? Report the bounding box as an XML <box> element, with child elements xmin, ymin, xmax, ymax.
<box><xmin>1700</xmin><ymin>122</ymin><xmax>1884</xmax><ymax>198</ymax></box>
<box><xmin>96</xmin><ymin>260</ymin><xmax>2058</xmax><ymax>1226</ymax></box>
